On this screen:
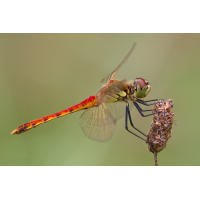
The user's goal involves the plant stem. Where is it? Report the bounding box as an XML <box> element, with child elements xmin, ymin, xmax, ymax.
<box><xmin>154</xmin><ymin>152</ymin><xmax>158</xmax><ymax>166</ymax></box>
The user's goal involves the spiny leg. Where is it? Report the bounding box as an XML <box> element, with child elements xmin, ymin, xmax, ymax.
<box><xmin>126</xmin><ymin>103</ymin><xmax>147</xmax><ymax>137</ymax></box>
<box><xmin>134</xmin><ymin>102</ymin><xmax>160</xmax><ymax>117</ymax></box>
<box><xmin>136</xmin><ymin>99</ymin><xmax>164</xmax><ymax>103</ymax></box>
<box><xmin>125</xmin><ymin>102</ymin><xmax>155</xmax><ymax>152</ymax></box>
<box><xmin>125</xmin><ymin>104</ymin><xmax>147</xmax><ymax>140</ymax></box>
<box><xmin>136</xmin><ymin>99</ymin><xmax>159</xmax><ymax>106</ymax></box>
<box><xmin>135</xmin><ymin>99</ymin><xmax>166</xmax><ymax>117</ymax></box>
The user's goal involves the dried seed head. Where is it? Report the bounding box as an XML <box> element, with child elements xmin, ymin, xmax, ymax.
<box><xmin>147</xmin><ymin>99</ymin><xmax>174</xmax><ymax>153</ymax></box>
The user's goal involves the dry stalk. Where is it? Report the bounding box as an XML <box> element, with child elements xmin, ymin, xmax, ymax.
<box><xmin>147</xmin><ymin>99</ymin><xmax>174</xmax><ymax>166</ymax></box>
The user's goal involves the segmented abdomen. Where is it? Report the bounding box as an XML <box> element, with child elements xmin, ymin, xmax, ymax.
<box><xmin>11</xmin><ymin>96</ymin><xmax>96</xmax><ymax>135</ymax></box>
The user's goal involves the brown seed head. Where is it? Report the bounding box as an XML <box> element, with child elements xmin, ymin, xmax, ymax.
<box><xmin>147</xmin><ymin>99</ymin><xmax>174</xmax><ymax>153</ymax></box>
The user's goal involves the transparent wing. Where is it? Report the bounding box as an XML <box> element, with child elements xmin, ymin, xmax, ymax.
<box><xmin>79</xmin><ymin>103</ymin><xmax>116</xmax><ymax>141</ymax></box>
<box><xmin>101</xmin><ymin>43</ymin><xmax>136</xmax><ymax>85</ymax></box>
<box><xmin>107</xmin><ymin>100</ymin><xmax>134</xmax><ymax>120</ymax></box>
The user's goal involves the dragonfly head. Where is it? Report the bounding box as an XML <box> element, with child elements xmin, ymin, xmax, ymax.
<box><xmin>134</xmin><ymin>77</ymin><xmax>151</xmax><ymax>98</ymax></box>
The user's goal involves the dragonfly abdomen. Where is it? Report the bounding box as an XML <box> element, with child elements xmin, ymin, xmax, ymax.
<box><xmin>11</xmin><ymin>96</ymin><xmax>96</xmax><ymax>135</ymax></box>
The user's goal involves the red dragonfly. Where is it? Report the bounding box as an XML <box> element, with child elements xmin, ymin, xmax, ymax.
<box><xmin>11</xmin><ymin>43</ymin><xmax>159</xmax><ymax>143</ymax></box>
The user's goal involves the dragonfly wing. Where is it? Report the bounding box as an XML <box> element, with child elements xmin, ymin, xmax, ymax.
<box><xmin>106</xmin><ymin>100</ymin><xmax>134</xmax><ymax>120</ymax></box>
<box><xmin>101</xmin><ymin>43</ymin><xmax>136</xmax><ymax>85</ymax></box>
<box><xmin>79</xmin><ymin>103</ymin><xmax>116</xmax><ymax>141</ymax></box>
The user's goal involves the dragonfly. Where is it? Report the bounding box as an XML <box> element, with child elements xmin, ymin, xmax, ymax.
<box><xmin>11</xmin><ymin>43</ymin><xmax>160</xmax><ymax>146</ymax></box>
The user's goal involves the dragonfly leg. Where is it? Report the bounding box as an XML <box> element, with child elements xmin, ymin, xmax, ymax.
<box><xmin>125</xmin><ymin>102</ymin><xmax>155</xmax><ymax>152</ymax></box>
<box><xmin>133</xmin><ymin>102</ymin><xmax>160</xmax><ymax>117</ymax></box>
<box><xmin>125</xmin><ymin>102</ymin><xmax>147</xmax><ymax>138</ymax></box>
<box><xmin>137</xmin><ymin>99</ymin><xmax>164</xmax><ymax>103</ymax></box>
<box><xmin>136</xmin><ymin>99</ymin><xmax>163</xmax><ymax>106</ymax></box>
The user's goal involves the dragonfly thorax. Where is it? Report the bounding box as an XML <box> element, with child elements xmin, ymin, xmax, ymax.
<box><xmin>104</xmin><ymin>78</ymin><xmax>151</xmax><ymax>104</ymax></box>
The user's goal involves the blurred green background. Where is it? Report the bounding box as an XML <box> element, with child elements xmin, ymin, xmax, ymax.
<box><xmin>0</xmin><ymin>34</ymin><xmax>199</xmax><ymax>166</ymax></box>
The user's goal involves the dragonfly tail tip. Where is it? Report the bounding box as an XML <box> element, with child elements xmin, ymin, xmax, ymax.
<box><xmin>11</xmin><ymin>130</ymin><xmax>18</xmax><ymax>135</ymax></box>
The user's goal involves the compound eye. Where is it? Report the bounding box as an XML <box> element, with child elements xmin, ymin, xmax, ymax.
<box><xmin>137</xmin><ymin>78</ymin><xmax>147</xmax><ymax>89</ymax></box>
